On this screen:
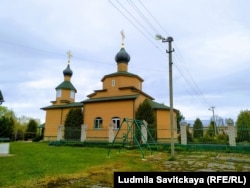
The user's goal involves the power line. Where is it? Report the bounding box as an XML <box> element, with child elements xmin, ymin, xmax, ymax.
<box><xmin>108</xmin><ymin>0</ymin><xmax>158</xmax><ymax>48</ymax></box>
<box><xmin>138</xmin><ymin>1</ymin><xmax>210</xmax><ymax>105</ymax></box>
<box><xmin>109</xmin><ymin>0</ymin><xmax>211</xmax><ymax>108</ymax></box>
<box><xmin>127</xmin><ymin>0</ymin><xmax>159</xmax><ymax>34</ymax></box>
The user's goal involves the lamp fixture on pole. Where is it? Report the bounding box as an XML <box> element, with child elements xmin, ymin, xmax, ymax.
<box><xmin>156</xmin><ymin>34</ymin><xmax>175</xmax><ymax>158</ymax></box>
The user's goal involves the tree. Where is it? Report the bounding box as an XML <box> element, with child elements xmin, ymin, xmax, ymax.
<box><xmin>193</xmin><ymin>118</ymin><xmax>203</xmax><ymax>139</ymax></box>
<box><xmin>64</xmin><ymin>108</ymin><xmax>83</xmax><ymax>141</ymax></box>
<box><xmin>0</xmin><ymin>106</ymin><xmax>16</xmax><ymax>118</ymax></box>
<box><xmin>176</xmin><ymin>111</ymin><xmax>185</xmax><ymax>133</ymax></box>
<box><xmin>0</xmin><ymin>116</ymin><xmax>14</xmax><ymax>139</ymax></box>
<box><xmin>236</xmin><ymin>110</ymin><xmax>250</xmax><ymax>142</ymax></box>
<box><xmin>0</xmin><ymin>106</ymin><xmax>41</xmax><ymax>141</ymax></box>
<box><xmin>136</xmin><ymin>99</ymin><xmax>155</xmax><ymax>124</ymax></box>
<box><xmin>205</xmin><ymin>121</ymin><xmax>216</xmax><ymax>138</ymax></box>
<box><xmin>135</xmin><ymin>99</ymin><xmax>156</xmax><ymax>140</ymax></box>
<box><xmin>24</xmin><ymin>119</ymin><xmax>38</xmax><ymax>140</ymax></box>
<box><xmin>0</xmin><ymin>106</ymin><xmax>16</xmax><ymax>140</ymax></box>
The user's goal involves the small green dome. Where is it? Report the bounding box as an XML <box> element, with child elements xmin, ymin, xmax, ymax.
<box><xmin>115</xmin><ymin>47</ymin><xmax>130</xmax><ymax>63</ymax></box>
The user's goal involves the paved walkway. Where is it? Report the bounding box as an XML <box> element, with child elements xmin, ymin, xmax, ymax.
<box><xmin>89</xmin><ymin>152</ymin><xmax>250</xmax><ymax>188</ymax></box>
<box><xmin>154</xmin><ymin>152</ymin><xmax>250</xmax><ymax>172</ymax></box>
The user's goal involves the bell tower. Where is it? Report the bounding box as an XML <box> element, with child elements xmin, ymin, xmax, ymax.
<box><xmin>52</xmin><ymin>50</ymin><xmax>77</xmax><ymax>104</ymax></box>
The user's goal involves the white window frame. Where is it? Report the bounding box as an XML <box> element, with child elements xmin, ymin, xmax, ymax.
<box><xmin>112</xmin><ymin>117</ymin><xmax>120</xmax><ymax>129</ymax></box>
<box><xmin>112</xmin><ymin>79</ymin><xmax>115</xmax><ymax>87</ymax></box>
<box><xmin>94</xmin><ymin>117</ymin><xmax>103</xmax><ymax>129</ymax></box>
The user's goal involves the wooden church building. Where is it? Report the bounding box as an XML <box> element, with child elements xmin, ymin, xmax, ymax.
<box><xmin>41</xmin><ymin>36</ymin><xmax>178</xmax><ymax>143</ymax></box>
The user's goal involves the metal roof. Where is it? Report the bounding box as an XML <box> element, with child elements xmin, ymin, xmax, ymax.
<box><xmin>82</xmin><ymin>94</ymin><xmax>139</xmax><ymax>103</ymax></box>
<box><xmin>41</xmin><ymin>102</ymin><xmax>82</xmax><ymax>110</ymax></box>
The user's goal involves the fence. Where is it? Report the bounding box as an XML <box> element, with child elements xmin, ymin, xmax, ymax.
<box><xmin>57</xmin><ymin>121</ymin><xmax>157</xmax><ymax>144</ymax></box>
<box><xmin>57</xmin><ymin>122</ymin><xmax>250</xmax><ymax>146</ymax></box>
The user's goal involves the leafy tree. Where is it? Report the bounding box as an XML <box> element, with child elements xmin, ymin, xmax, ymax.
<box><xmin>136</xmin><ymin>99</ymin><xmax>155</xmax><ymax>124</ymax></box>
<box><xmin>205</xmin><ymin>121</ymin><xmax>216</xmax><ymax>138</ymax></box>
<box><xmin>24</xmin><ymin>119</ymin><xmax>38</xmax><ymax>140</ymax></box>
<box><xmin>64</xmin><ymin>108</ymin><xmax>83</xmax><ymax>141</ymax></box>
<box><xmin>0</xmin><ymin>106</ymin><xmax>41</xmax><ymax>141</ymax></box>
<box><xmin>0</xmin><ymin>116</ymin><xmax>14</xmax><ymax>139</ymax></box>
<box><xmin>193</xmin><ymin>118</ymin><xmax>203</xmax><ymax>139</ymax></box>
<box><xmin>0</xmin><ymin>106</ymin><xmax>16</xmax><ymax>140</ymax></box>
<box><xmin>236</xmin><ymin>110</ymin><xmax>250</xmax><ymax>142</ymax></box>
<box><xmin>135</xmin><ymin>99</ymin><xmax>156</xmax><ymax>141</ymax></box>
<box><xmin>176</xmin><ymin>111</ymin><xmax>185</xmax><ymax>133</ymax></box>
<box><xmin>0</xmin><ymin>106</ymin><xmax>16</xmax><ymax>118</ymax></box>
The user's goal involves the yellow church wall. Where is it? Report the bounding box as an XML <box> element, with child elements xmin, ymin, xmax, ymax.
<box><xmin>155</xmin><ymin>109</ymin><xmax>178</xmax><ymax>143</ymax></box>
<box><xmin>83</xmin><ymin>100</ymin><xmax>135</xmax><ymax>141</ymax></box>
<box><xmin>61</xmin><ymin>90</ymin><xmax>70</xmax><ymax>99</ymax></box>
<box><xmin>43</xmin><ymin>108</ymin><xmax>71</xmax><ymax>141</ymax></box>
<box><xmin>118</xmin><ymin>76</ymin><xmax>142</xmax><ymax>90</ymax></box>
<box><xmin>103</xmin><ymin>76</ymin><xmax>142</xmax><ymax>92</ymax></box>
<box><xmin>55</xmin><ymin>90</ymin><xmax>74</xmax><ymax>104</ymax></box>
<box><xmin>90</xmin><ymin>89</ymin><xmax>142</xmax><ymax>99</ymax></box>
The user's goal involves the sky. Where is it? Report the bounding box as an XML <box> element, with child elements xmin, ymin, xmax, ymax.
<box><xmin>0</xmin><ymin>0</ymin><xmax>250</xmax><ymax>124</ymax></box>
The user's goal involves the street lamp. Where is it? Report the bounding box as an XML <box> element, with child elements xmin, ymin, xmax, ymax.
<box><xmin>0</xmin><ymin>90</ymin><xmax>4</xmax><ymax>105</ymax></box>
<box><xmin>208</xmin><ymin>106</ymin><xmax>216</xmax><ymax>135</ymax></box>
<box><xmin>156</xmin><ymin>34</ymin><xmax>175</xmax><ymax>158</ymax></box>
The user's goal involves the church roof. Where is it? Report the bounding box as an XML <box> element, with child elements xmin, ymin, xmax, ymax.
<box><xmin>41</xmin><ymin>102</ymin><xmax>82</xmax><ymax>110</ymax></box>
<box><xmin>82</xmin><ymin>94</ymin><xmax>139</xmax><ymax>103</ymax></box>
<box><xmin>146</xmin><ymin>99</ymin><xmax>170</xmax><ymax>109</ymax></box>
<box><xmin>115</xmin><ymin>47</ymin><xmax>130</xmax><ymax>63</ymax></box>
<box><xmin>101</xmin><ymin>71</ymin><xmax>144</xmax><ymax>82</ymax></box>
<box><xmin>55</xmin><ymin>80</ymin><xmax>77</xmax><ymax>92</ymax></box>
<box><xmin>147</xmin><ymin>99</ymin><xmax>179</xmax><ymax>112</ymax></box>
<box><xmin>63</xmin><ymin>64</ymin><xmax>73</xmax><ymax>77</ymax></box>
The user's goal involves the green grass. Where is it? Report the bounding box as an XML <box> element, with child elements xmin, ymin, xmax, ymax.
<box><xmin>0</xmin><ymin>142</ymin><xmax>165</xmax><ymax>187</ymax></box>
<box><xmin>1</xmin><ymin>142</ymin><xmax>249</xmax><ymax>187</ymax></box>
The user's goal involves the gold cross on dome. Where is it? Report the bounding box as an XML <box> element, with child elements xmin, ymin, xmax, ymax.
<box><xmin>67</xmin><ymin>50</ymin><xmax>72</xmax><ymax>63</ymax></box>
<box><xmin>120</xmin><ymin>30</ymin><xmax>125</xmax><ymax>44</ymax></box>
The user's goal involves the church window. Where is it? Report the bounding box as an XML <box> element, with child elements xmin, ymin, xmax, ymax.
<box><xmin>112</xmin><ymin>117</ymin><xmax>120</xmax><ymax>129</ymax></box>
<box><xmin>70</xmin><ymin>90</ymin><xmax>75</xmax><ymax>99</ymax></box>
<box><xmin>56</xmin><ymin>89</ymin><xmax>62</xmax><ymax>97</ymax></box>
<box><xmin>94</xmin><ymin>117</ymin><xmax>103</xmax><ymax>129</ymax></box>
<box><xmin>112</xmin><ymin>79</ymin><xmax>115</xmax><ymax>87</ymax></box>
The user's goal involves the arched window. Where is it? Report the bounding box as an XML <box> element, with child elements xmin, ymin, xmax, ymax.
<box><xmin>94</xmin><ymin>117</ymin><xmax>103</xmax><ymax>129</ymax></box>
<box><xmin>112</xmin><ymin>117</ymin><xmax>120</xmax><ymax>129</ymax></box>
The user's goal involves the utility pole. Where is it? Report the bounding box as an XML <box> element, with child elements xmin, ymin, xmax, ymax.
<box><xmin>156</xmin><ymin>34</ymin><xmax>175</xmax><ymax>158</ymax></box>
<box><xmin>209</xmin><ymin>106</ymin><xmax>216</xmax><ymax>135</ymax></box>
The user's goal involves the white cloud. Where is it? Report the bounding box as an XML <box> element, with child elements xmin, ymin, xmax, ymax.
<box><xmin>1</xmin><ymin>0</ymin><xmax>250</xmax><ymax>124</ymax></box>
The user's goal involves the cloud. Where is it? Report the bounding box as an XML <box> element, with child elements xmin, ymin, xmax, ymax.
<box><xmin>1</xmin><ymin>0</ymin><xmax>250</xmax><ymax>124</ymax></box>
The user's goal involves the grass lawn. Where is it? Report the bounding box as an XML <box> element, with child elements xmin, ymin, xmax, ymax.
<box><xmin>2</xmin><ymin>142</ymin><xmax>249</xmax><ymax>187</ymax></box>
<box><xmin>0</xmin><ymin>142</ymin><xmax>166</xmax><ymax>187</ymax></box>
